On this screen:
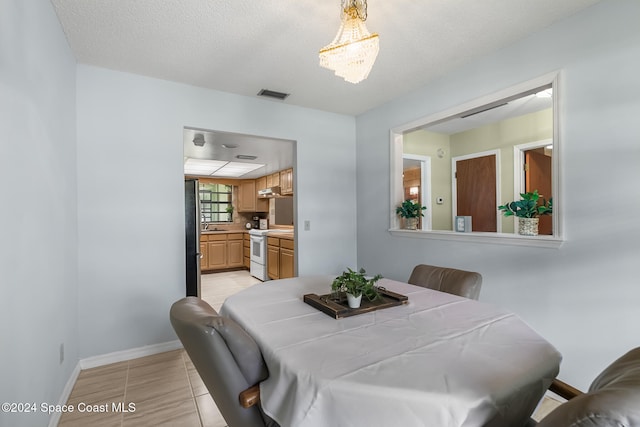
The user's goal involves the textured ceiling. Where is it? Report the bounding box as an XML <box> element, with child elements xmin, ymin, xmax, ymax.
<box><xmin>51</xmin><ymin>0</ymin><xmax>600</xmax><ymax>116</ymax></box>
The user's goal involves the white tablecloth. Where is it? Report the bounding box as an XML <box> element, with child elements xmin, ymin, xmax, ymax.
<box><xmin>220</xmin><ymin>276</ymin><xmax>561</xmax><ymax>427</ymax></box>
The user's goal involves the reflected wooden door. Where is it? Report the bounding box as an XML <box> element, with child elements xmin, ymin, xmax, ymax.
<box><xmin>456</xmin><ymin>155</ymin><xmax>497</xmax><ymax>232</ymax></box>
<box><xmin>525</xmin><ymin>149</ymin><xmax>552</xmax><ymax>235</ymax></box>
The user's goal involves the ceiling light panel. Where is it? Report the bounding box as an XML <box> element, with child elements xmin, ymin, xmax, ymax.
<box><xmin>183</xmin><ymin>158</ymin><xmax>227</xmax><ymax>176</ymax></box>
<box><xmin>184</xmin><ymin>158</ymin><xmax>265</xmax><ymax>177</ymax></box>
<box><xmin>214</xmin><ymin>162</ymin><xmax>265</xmax><ymax>177</ymax></box>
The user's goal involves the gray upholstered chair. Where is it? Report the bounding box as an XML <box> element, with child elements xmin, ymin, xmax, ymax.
<box><xmin>170</xmin><ymin>297</ymin><xmax>279</xmax><ymax>427</ymax></box>
<box><xmin>529</xmin><ymin>347</ymin><xmax>640</xmax><ymax>427</ymax></box>
<box><xmin>407</xmin><ymin>264</ymin><xmax>482</xmax><ymax>300</ymax></box>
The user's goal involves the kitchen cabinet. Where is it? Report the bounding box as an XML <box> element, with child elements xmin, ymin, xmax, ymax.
<box><xmin>227</xmin><ymin>233</ymin><xmax>244</xmax><ymax>268</ymax></box>
<box><xmin>256</xmin><ymin>176</ymin><xmax>267</xmax><ymax>192</ymax></box>
<box><xmin>267</xmin><ymin>235</ymin><xmax>295</xmax><ymax>280</ymax></box>
<box><xmin>200</xmin><ymin>241</ymin><xmax>208</xmax><ymax>270</ymax></box>
<box><xmin>238</xmin><ymin>179</ymin><xmax>268</xmax><ymax>212</ymax></box>
<box><xmin>279</xmin><ymin>239</ymin><xmax>295</xmax><ymax>278</ymax></box>
<box><xmin>266</xmin><ymin>172</ymin><xmax>280</xmax><ymax>188</ymax></box>
<box><xmin>201</xmin><ymin>232</ymin><xmax>247</xmax><ymax>271</ymax></box>
<box><xmin>280</xmin><ymin>168</ymin><xmax>293</xmax><ymax>195</ymax></box>
<box><xmin>267</xmin><ymin>238</ymin><xmax>280</xmax><ymax>280</ymax></box>
<box><xmin>207</xmin><ymin>235</ymin><xmax>227</xmax><ymax>270</ymax></box>
<box><xmin>243</xmin><ymin>233</ymin><xmax>250</xmax><ymax>268</ymax></box>
<box><xmin>238</xmin><ymin>180</ymin><xmax>257</xmax><ymax>212</ymax></box>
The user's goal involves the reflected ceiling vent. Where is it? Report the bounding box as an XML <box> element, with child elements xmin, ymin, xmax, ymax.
<box><xmin>193</xmin><ymin>133</ymin><xmax>206</xmax><ymax>147</ymax></box>
<box><xmin>236</xmin><ymin>154</ymin><xmax>258</xmax><ymax>160</ymax></box>
<box><xmin>258</xmin><ymin>89</ymin><xmax>290</xmax><ymax>100</ymax></box>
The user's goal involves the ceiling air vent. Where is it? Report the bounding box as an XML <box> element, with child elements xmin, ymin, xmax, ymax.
<box><xmin>258</xmin><ymin>89</ymin><xmax>290</xmax><ymax>100</ymax></box>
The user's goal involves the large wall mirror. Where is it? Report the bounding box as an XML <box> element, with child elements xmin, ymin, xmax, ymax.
<box><xmin>390</xmin><ymin>73</ymin><xmax>561</xmax><ymax>246</ymax></box>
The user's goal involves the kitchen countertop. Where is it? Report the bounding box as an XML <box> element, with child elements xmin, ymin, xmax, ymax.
<box><xmin>267</xmin><ymin>231</ymin><xmax>294</xmax><ymax>239</ymax></box>
<box><xmin>201</xmin><ymin>230</ymin><xmax>246</xmax><ymax>235</ymax></box>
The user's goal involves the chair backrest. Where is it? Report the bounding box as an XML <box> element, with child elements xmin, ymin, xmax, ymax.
<box><xmin>169</xmin><ymin>297</ymin><xmax>269</xmax><ymax>427</ymax></box>
<box><xmin>536</xmin><ymin>347</ymin><xmax>640</xmax><ymax>427</ymax></box>
<box><xmin>407</xmin><ymin>264</ymin><xmax>482</xmax><ymax>300</ymax></box>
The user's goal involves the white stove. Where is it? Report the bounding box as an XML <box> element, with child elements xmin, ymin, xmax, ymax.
<box><xmin>249</xmin><ymin>229</ymin><xmax>292</xmax><ymax>281</ymax></box>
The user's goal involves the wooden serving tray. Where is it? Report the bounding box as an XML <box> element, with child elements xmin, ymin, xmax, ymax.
<box><xmin>303</xmin><ymin>288</ymin><xmax>408</xmax><ymax>319</ymax></box>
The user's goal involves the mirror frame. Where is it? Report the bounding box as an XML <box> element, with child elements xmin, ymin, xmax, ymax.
<box><xmin>389</xmin><ymin>72</ymin><xmax>563</xmax><ymax>248</ymax></box>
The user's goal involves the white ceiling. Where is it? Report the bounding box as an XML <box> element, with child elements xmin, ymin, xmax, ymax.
<box><xmin>183</xmin><ymin>128</ymin><xmax>295</xmax><ymax>179</ymax></box>
<box><xmin>51</xmin><ymin>0</ymin><xmax>601</xmax><ymax>116</ymax></box>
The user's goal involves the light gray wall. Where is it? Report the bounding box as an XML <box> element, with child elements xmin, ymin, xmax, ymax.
<box><xmin>76</xmin><ymin>66</ymin><xmax>357</xmax><ymax>358</ymax></box>
<box><xmin>356</xmin><ymin>0</ymin><xmax>640</xmax><ymax>390</ymax></box>
<box><xmin>0</xmin><ymin>1</ymin><xmax>78</xmax><ymax>426</ymax></box>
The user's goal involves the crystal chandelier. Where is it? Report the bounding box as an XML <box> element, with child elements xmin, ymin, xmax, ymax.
<box><xmin>319</xmin><ymin>0</ymin><xmax>379</xmax><ymax>84</ymax></box>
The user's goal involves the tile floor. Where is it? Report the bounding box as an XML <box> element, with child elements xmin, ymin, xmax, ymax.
<box><xmin>58</xmin><ymin>270</ymin><xmax>561</xmax><ymax>426</ymax></box>
<box><xmin>58</xmin><ymin>270</ymin><xmax>258</xmax><ymax>427</ymax></box>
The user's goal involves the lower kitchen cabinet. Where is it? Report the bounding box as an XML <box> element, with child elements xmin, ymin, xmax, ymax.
<box><xmin>267</xmin><ymin>236</ymin><xmax>295</xmax><ymax>280</ymax></box>
<box><xmin>280</xmin><ymin>247</ymin><xmax>294</xmax><ymax>278</ymax></box>
<box><xmin>202</xmin><ymin>232</ymin><xmax>247</xmax><ymax>271</ymax></box>
<box><xmin>227</xmin><ymin>233</ymin><xmax>244</xmax><ymax>268</ymax></box>
<box><xmin>267</xmin><ymin>238</ymin><xmax>280</xmax><ymax>280</ymax></box>
<box><xmin>243</xmin><ymin>233</ymin><xmax>250</xmax><ymax>268</ymax></box>
<box><xmin>200</xmin><ymin>242</ymin><xmax>208</xmax><ymax>270</ymax></box>
<box><xmin>207</xmin><ymin>236</ymin><xmax>227</xmax><ymax>270</ymax></box>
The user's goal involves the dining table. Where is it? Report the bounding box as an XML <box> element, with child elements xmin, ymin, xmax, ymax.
<box><xmin>220</xmin><ymin>276</ymin><xmax>561</xmax><ymax>427</ymax></box>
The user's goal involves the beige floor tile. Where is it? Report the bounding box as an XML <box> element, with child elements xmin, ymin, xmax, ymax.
<box><xmin>128</xmin><ymin>349</ymin><xmax>184</xmax><ymax>367</ymax></box>
<box><xmin>58</xmin><ymin>410</ymin><xmax>123</xmax><ymax>427</ymax></box>
<box><xmin>186</xmin><ymin>365</ymin><xmax>209</xmax><ymax>397</ymax></box>
<box><xmin>68</xmin><ymin>362</ymin><xmax>128</xmax><ymax>403</ymax></box>
<box><xmin>201</xmin><ymin>271</ymin><xmax>259</xmax><ymax>311</ymax></box>
<box><xmin>195</xmin><ymin>394</ymin><xmax>227</xmax><ymax>427</ymax></box>
<box><xmin>125</xmin><ymin>369</ymin><xmax>193</xmax><ymax>406</ymax></box>
<box><xmin>122</xmin><ymin>397</ymin><xmax>201</xmax><ymax>427</ymax></box>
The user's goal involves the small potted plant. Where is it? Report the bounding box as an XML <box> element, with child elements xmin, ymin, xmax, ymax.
<box><xmin>498</xmin><ymin>190</ymin><xmax>552</xmax><ymax>236</ymax></box>
<box><xmin>396</xmin><ymin>199</ymin><xmax>426</xmax><ymax>230</ymax></box>
<box><xmin>331</xmin><ymin>268</ymin><xmax>382</xmax><ymax>308</ymax></box>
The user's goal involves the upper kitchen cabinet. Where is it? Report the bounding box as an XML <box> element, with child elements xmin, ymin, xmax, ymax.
<box><xmin>280</xmin><ymin>168</ymin><xmax>293</xmax><ymax>195</ymax></box>
<box><xmin>266</xmin><ymin>172</ymin><xmax>280</xmax><ymax>188</ymax></box>
<box><xmin>238</xmin><ymin>180</ymin><xmax>268</xmax><ymax>212</ymax></box>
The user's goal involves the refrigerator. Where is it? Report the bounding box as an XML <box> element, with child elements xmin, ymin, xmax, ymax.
<box><xmin>184</xmin><ymin>179</ymin><xmax>201</xmax><ymax>297</ymax></box>
<box><xmin>269</xmin><ymin>197</ymin><xmax>294</xmax><ymax>226</ymax></box>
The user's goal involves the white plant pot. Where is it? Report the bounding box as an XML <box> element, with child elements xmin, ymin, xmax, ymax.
<box><xmin>346</xmin><ymin>293</ymin><xmax>362</xmax><ymax>308</ymax></box>
<box><xmin>404</xmin><ymin>217</ymin><xmax>419</xmax><ymax>230</ymax></box>
<box><xmin>518</xmin><ymin>217</ymin><xmax>539</xmax><ymax>236</ymax></box>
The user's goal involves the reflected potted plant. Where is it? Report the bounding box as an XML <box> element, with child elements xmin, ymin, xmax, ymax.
<box><xmin>396</xmin><ymin>199</ymin><xmax>426</xmax><ymax>230</ymax></box>
<box><xmin>331</xmin><ymin>268</ymin><xmax>382</xmax><ymax>309</ymax></box>
<box><xmin>498</xmin><ymin>190</ymin><xmax>552</xmax><ymax>236</ymax></box>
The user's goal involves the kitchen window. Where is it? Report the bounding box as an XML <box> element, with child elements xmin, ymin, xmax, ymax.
<box><xmin>199</xmin><ymin>183</ymin><xmax>232</xmax><ymax>223</ymax></box>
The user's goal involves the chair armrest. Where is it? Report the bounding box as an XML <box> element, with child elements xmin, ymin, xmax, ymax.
<box><xmin>549</xmin><ymin>378</ymin><xmax>583</xmax><ymax>400</ymax></box>
<box><xmin>239</xmin><ymin>384</ymin><xmax>261</xmax><ymax>408</ymax></box>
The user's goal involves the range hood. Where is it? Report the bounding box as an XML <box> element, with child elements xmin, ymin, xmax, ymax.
<box><xmin>258</xmin><ymin>186</ymin><xmax>281</xmax><ymax>198</ymax></box>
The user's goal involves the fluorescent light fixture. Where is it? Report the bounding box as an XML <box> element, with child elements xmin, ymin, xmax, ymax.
<box><xmin>184</xmin><ymin>158</ymin><xmax>227</xmax><ymax>175</ymax></box>
<box><xmin>214</xmin><ymin>162</ymin><xmax>264</xmax><ymax>177</ymax></box>
<box><xmin>184</xmin><ymin>158</ymin><xmax>264</xmax><ymax>177</ymax></box>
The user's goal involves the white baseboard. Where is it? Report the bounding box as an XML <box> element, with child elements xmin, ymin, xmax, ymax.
<box><xmin>79</xmin><ymin>340</ymin><xmax>184</xmax><ymax>370</ymax></box>
<box><xmin>48</xmin><ymin>362</ymin><xmax>81</xmax><ymax>427</ymax></box>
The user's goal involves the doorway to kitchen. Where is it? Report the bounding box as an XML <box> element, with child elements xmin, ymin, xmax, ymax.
<box><xmin>182</xmin><ymin>126</ymin><xmax>296</xmax><ymax>298</ymax></box>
